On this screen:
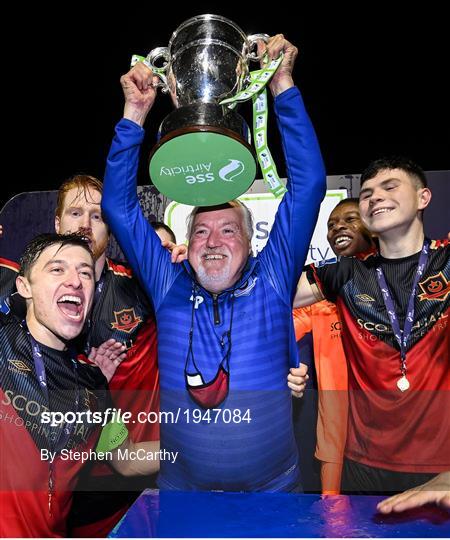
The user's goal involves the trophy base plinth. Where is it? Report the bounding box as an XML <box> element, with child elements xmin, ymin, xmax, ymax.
<box><xmin>149</xmin><ymin>106</ymin><xmax>257</xmax><ymax>206</ymax></box>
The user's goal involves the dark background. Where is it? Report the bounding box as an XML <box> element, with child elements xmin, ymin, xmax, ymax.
<box><xmin>3</xmin><ymin>5</ymin><xmax>449</xmax><ymax>210</ymax></box>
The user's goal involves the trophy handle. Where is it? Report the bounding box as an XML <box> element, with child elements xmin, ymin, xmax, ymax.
<box><xmin>146</xmin><ymin>47</ymin><xmax>170</xmax><ymax>92</ymax></box>
<box><xmin>246</xmin><ymin>34</ymin><xmax>270</xmax><ymax>62</ymax></box>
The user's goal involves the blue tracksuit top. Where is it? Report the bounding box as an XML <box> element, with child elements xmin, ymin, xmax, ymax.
<box><xmin>103</xmin><ymin>86</ymin><xmax>326</xmax><ymax>491</ymax></box>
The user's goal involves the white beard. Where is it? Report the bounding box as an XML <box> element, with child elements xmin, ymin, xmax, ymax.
<box><xmin>196</xmin><ymin>263</ymin><xmax>232</xmax><ymax>291</ymax></box>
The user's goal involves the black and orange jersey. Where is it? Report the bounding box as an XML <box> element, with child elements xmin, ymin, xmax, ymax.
<box><xmin>307</xmin><ymin>239</ymin><xmax>450</xmax><ymax>473</ymax></box>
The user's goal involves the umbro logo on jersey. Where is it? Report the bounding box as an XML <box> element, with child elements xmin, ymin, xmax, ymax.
<box><xmin>8</xmin><ymin>359</ymin><xmax>31</xmax><ymax>375</ymax></box>
<box><xmin>111</xmin><ymin>308</ymin><xmax>142</xmax><ymax>333</ymax></box>
<box><xmin>355</xmin><ymin>294</ymin><xmax>375</xmax><ymax>303</ymax></box>
<box><xmin>418</xmin><ymin>272</ymin><xmax>450</xmax><ymax>302</ymax></box>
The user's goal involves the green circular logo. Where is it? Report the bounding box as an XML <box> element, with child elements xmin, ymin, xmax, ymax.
<box><xmin>149</xmin><ymin>132</ymin><xmax>256</xmax><ymax>206</ymax></box>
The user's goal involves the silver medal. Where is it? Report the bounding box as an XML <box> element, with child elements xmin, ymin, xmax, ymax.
<box><xmin>397</xmin><ymin>376</ymin><xmax>410</xmax><ymax>392</ymax></box>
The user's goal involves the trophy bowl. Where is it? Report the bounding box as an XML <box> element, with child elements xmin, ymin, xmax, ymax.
<box><xmin>147</xmin><ymin>14</ymin><xmax>267</xmax><ymax>206</ymax></box>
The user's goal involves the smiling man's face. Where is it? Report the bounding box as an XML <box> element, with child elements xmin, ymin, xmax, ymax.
<box><xmin>188</xmin><ymin>206</ymin><xmax>251</xmax><ymax>293</ymax></box>
<box><xmin>17</xmin><ymin>243</ymin><xmax>95</xmax><ymax>349</ymax></box>
<box><xmin>327</xmin><ymin>201</ymin><xmax>373</xmax><ymax>257</ymax></box>
<box><xmin>358</xmin><ymin>168</ymin><xmax>429</xmax><ymax>236</ymax></box>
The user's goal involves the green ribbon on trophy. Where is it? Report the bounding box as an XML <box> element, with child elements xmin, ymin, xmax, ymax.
<box><xmin>220</xmin><ymin>54</ymin><xmax>286</xmax><ymax>198</ymax></box>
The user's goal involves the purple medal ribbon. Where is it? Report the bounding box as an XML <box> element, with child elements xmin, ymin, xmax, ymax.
<box><xmin>375</xmin><ymin>240</ymin><xmax>429</xmax><ymax>392</ymax></box>
<box><xmin>25</xmin><ymin>325</ymin><xmax>80</xmax><ymax>515</ymax></box>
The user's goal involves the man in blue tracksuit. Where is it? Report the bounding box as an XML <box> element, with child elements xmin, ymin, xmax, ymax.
<box><xmin>102</xmin><ymin>35</ymin><xmax>326</xmax><ymax>491</ymax></box>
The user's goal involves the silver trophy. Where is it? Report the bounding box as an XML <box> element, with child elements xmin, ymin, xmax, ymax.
<box><xmin>146</xmin><ymin>14</ymin><xmax>268</xmax><ymax>206</ymax></box>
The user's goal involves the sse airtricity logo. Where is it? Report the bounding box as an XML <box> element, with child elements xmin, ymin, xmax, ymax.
<box><xmin>218</xmin><ymin>160</ymin><xmax>245</xmax><ymax>182</ymax></box>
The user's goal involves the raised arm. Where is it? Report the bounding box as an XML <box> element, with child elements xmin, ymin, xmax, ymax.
<box><xmin>258</xmin><ymin>36</ymin><xmax>326</xmax><ymax>301</ymax></box>
<box><xmin>102</xmin><ymin>63</ymin><xmax>179</xmax><ymax>306</ymax></box>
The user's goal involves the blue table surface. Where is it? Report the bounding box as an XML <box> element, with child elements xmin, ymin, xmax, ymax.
<box><xmin>109</xmin><ymin>489</ymin><xmax>450</xmax><ymax>538</ymax></box>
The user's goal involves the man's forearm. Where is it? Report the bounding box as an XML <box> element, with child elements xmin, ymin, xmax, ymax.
<box><xmin>102</xmin><ymin>119</ymin><xmax>156</xmax><ymax>288</ymax></box>
<box><xmin>103</xmin><ymin>119</ymin><xmax>145</xmax><ymax>228</ymax></box>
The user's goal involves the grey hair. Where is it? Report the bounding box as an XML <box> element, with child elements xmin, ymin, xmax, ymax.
<box><xmin>186</xmin><ymin>200</ymin><xmax>254</xmax><ymax>242</ymax></box>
